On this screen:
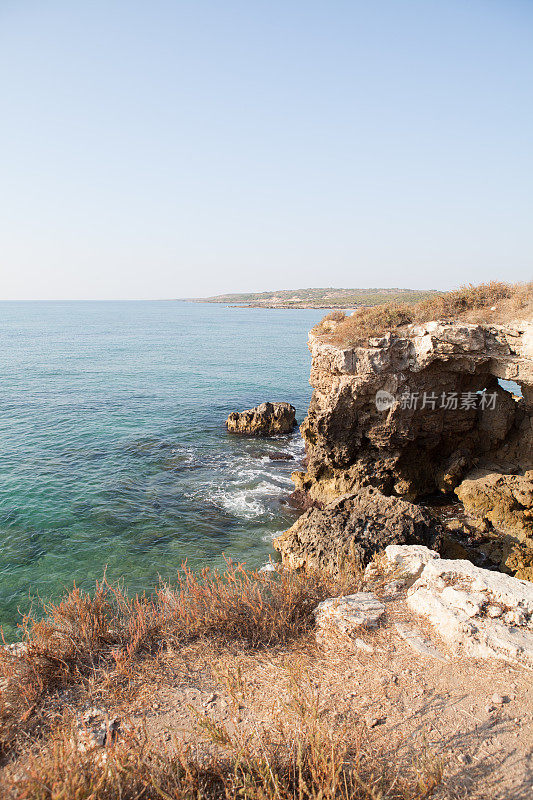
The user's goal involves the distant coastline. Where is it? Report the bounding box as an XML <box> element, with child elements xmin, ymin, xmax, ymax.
<box><xmin>182</xmin><ymin>287</ymin><xmax>440</xmax><ymax>309</ymax></box>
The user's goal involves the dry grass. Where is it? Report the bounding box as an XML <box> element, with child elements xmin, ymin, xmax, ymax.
<box><xmin>0</xmin><ymin>561</ymin><xmax>362</xmax><ymax>754</ymax></box>
<box><xmin>313</xmin><ymin>281</ymin><xmax>533</xmax><ymax>345</ymax></box>
<box><xmin>4</xmin><ymin>673</ymin><xmax>443</xmax><ymax>800</ymax></box>
<box><xmin>0</xmin><ymin>564</ymin><xmax>446</xmax><ymax>798</ymax></box>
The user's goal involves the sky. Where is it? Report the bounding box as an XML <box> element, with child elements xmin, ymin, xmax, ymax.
<box><xmin>0</xmin><ymin>0</ymin><xmax>532</xmax><ymax>300</ymax></box>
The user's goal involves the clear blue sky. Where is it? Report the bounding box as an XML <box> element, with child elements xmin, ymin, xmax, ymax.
<box><xmin>1</xmin><ymin>0</ymin><xmax>532</xmax><ymax>300</ymax></box>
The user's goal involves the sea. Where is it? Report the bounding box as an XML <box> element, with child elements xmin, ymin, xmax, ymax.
<box><xmin>0</xmin><ymin>301</ymin><xmax>330</xmax><ymax>641</ymax></box>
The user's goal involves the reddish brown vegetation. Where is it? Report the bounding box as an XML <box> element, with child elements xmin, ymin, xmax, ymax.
<box><xmin>0</xmin><ymin>563</ymin><xmax>447</xmax><ymax>798</ymax></box>
<box><xmin>5</xmin><ymin>668</ymin><xmax>442</xmax><ymax>800</ymax></box>
<box><xmin>0</xmin><ymin>562</ymin><xmax>360</xmax><ymax>754</ymax></box>
<box><xmin>314</xmin><ymin>281</ymin><xmax>533</xmax><ymax>345</ymax></box>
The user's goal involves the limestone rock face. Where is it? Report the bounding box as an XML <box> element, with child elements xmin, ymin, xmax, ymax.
<box><xmin>455</xmin><ymin>469</ymin><xmax>533</xmax><ymax>538</ymax></box>
<box><xmin>453</xmin><ymin>469</ymin><xmax>533</xmax><ymax>580</ymax></box>
<box><xmin>273</xmin><ymin>488</ymin><xmax>443</xmax><ymax>573</ymax></box>
<box><xmin>384</xmin><ymin>544</ymin><xmax>440</xmax><ymax>578</ymax></box>
<box><xmin>297</xmin><ymin>321</ymin><xmax>533</xmax><ymax>504</ymax></box>
<box><xmin>406</xmin><ymin>553</ymin><xmax>533</xmax><ymax>668</ymax></box>
<box><xmin>226</xmin><ymin>402</ymin><xmax>296</xmax><ymax>436</ymax></box>
<box><xmin>500</xmin><ymin>543</ymin><xmax>533</xmax><ymax>582</ymax></box>
<box><xmin>314</xmin><ymin>592</ymin><xmax>385</xmax><ymax>647</ymax></box>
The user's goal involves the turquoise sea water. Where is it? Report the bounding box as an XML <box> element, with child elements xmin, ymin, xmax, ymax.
<box><xmin>0</xmin><ymin>301</ymin><xmax>328</xmax><ymax>641</ymax></box>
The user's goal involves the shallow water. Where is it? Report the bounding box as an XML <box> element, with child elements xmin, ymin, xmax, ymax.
<box><xmin>0</xmin><ymin>301</ymin><xmax>328</xmax><ymax>640</ymax></box>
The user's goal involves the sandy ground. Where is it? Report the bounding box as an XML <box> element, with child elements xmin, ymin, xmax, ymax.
<box><xmin>6</xmin><ymin>581</ymin><xmax>530</xmax><ymax>799</ymax></box>
<box><xmin>98</xmin><ymin>585</ymin><xmax>532</xmax><ymax>800</ymax></box>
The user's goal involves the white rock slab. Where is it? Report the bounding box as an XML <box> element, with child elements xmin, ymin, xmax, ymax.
<box><xmin>314</xmin><ymin>593</ymin><xmax>385</xmax><ymax>645</ymax></box>
<box><xmin>407</xmin><ymin>558</ymin><xmax>533</xmax><ymax>668</ymax></box>
<box><xmin>395</xmin><ymin>623</ymin><xmax>447</xmax><ymax>662</ymax></box>
<box><xmin>384</xmin><ymin>544</ymin><xmax>440</xmax><ymax>578</ymax></box>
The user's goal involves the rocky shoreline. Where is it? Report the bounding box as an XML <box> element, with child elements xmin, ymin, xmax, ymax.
<box><xmin>226</xmin><ymin>315</ymin><xmax>533</xmax><ymax>668</ymax></box>
<box><xmin>225</xmin><ymin>401</ymin><xmax>296</xmax><ymax>435</ymax></box>
<box><xmin>272</xmin><ymin>318</ymin><xmax>533</xmax><ymax>581</ymax></box>
<box><xmin>224</xmin><ymin>317</ymin><xmax>533</xmax><ymax>583</ymax></box>
<box><xmin>3</xmin><ymin>310</ymin><xmax>533</xmax><ymax>799</ymax></box>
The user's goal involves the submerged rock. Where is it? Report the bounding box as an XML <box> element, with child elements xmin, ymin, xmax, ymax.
<box><xmin>273</xmin><ymin>487</ymin><xmax>443</xmax><ymax>573</ymax></box>
<box><xmin>226</xmin><ymin>402</ymin><xmax>296</xmax><ymax>436</ymax></box>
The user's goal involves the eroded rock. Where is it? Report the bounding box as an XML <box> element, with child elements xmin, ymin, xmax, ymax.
<box><xmin>500</xmin><ymin>542</ymin><xmax>533</xmax><ymax>582</ymax></box>
<box><xmin>384</xmin><ymin>544</ymin><xmax>440</xmax><ymax>578</ymax></box>
<box><xmin>273</xmin><ymin>488</ymin><xmax>443</xmax><ymax>573</ymax></box>
<box><xmin>3</xmin><ymin>642</ymin><xmax>27</xmax><ymax>657</ymax></box>
<box><xmin>295</xmin><ymin>321</ymin><xmax>533</xmax><ymax>505</ymax></box>
<box><xmin>226</xmin><ymin>402</ymin><xmax>296</xmax><ymax>436</ymax></box>
<box><xmin>394</xmin><ymin>622</ymin><xmax>447</xmax><ymax>662</ymax></box>
<box><xmin>455</xmin><ymin>469</ymin><xmax>533</xmax><ymax>538</ymax></box>
<box><xmin>314</xmin><ymin>592</ymin><xmax>385</xmax><ymax>647</ymax></box>
<box><xmin>76</xmin><ymin>708</ymin><xmax>120</xmax><ymax>752</ymax></box>
<box><xmin>407</xmin><ymin>554</ymin><xmax>533</xmax><ymax>668</ymax></box>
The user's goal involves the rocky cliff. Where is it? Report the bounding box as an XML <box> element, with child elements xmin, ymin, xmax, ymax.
<box><xmin>281</xmin><ymin>318</ymin><xmax>533</xmax><ymax>579</ymax></box>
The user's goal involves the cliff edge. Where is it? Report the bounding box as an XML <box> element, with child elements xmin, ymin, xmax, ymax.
<box><xmin>277</xmin><ymin>286</ymin><xmax>533</xmax><ymax>580</ymax></box>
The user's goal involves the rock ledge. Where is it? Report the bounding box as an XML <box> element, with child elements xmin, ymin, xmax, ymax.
<box><xmin>273</xmin><ymin>488</ymin><xmax>443</xmax><ymax>572</ymax></box>
<box><xmin>382</xmin><ymin>545</ymin><xmax>533</xmax><ymax>668</ymax></box>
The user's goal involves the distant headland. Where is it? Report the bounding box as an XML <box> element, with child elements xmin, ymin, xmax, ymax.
<box><xmin>184</xmin><ymin>287</ymin><xmax>441</xmax><ymax>309</ymax></box>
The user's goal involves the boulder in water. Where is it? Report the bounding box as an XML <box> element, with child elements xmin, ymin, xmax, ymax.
<box><xmin>226</xmin><ymin>402</ymin><xmax>296</xmax><ymax>436</ymax></box>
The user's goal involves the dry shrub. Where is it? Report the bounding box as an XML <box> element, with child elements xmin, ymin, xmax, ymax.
<box><xmin>6</xmin><ymin>677</ymin><xmax>442</xmax><ymax>800</ymax></box>
<box><xmin>3</xmin><ymin>725</ymin><xmax>215</xmax><ymax>800</ymax></box>
<box><xmin>0</xmin><ymin>562</ymin><xmax>362</xmax><ymax>753</ymax></box>
<box><xmin>316</xmin><ymin>281</ymin><xmax>533</xmax><ymax>345</ymax></box>
<box><xmin>160</xmin><ymin>561</ymin><xmax>357</xmax><ymax>647</ymax></box>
